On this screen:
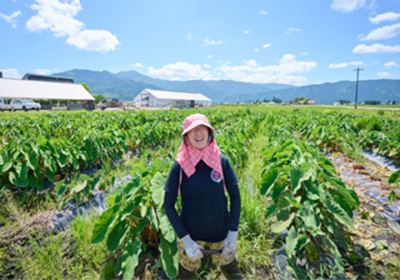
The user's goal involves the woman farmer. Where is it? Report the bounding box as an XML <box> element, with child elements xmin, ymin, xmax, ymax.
<box><xmin>164</xmin><ymin>113</ymin><xmax>242</xmax><ymax>279</ymax></box>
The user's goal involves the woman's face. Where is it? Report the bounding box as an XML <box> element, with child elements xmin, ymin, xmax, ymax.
<box><xmin>186</xmin><ymin>125</ymin><xmax>209</xmax><ymax>150</ymax></box>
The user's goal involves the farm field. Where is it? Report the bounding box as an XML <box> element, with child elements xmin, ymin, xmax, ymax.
<box><xmin>1</xmin><ymin>106</ymin><xmax>400</xmax><ymax>279</ymax></box>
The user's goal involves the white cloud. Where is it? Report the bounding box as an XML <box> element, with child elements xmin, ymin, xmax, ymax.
<box><xmin>26</xmin><ymin>0</ymin><xmax>119</xmax><ymax>53</ymax></box>
<box><xmin>26</xmin><ymin>0</ymin><xmax>83</xmax><ymax>37</ymax></box>
<box><xmin>254</xmin><ymin>48</ymin><xmax>259</xmax><ymax>52</ymax></box>
<box><xmin>285</xmin><ymin>28</ymin><xmax>301</xmax><ymax>35</ymax></box>
<box><xmin>329</xmin><ymin>62</ymin><xmax>349</xmax><ymax>69</ymax></box>
<box><xmin>299</xmin><ymin>52</ymin><xmax>308</xmax><ymax>56</ymax></box>
<box><xmin>0</xmin><ymin>10</ymin><xmax>22</xmax><ymax>28</ymax></box>
<box><xmin>215</xmin><ymin>54</ymin><xmax>317</xmax><ymax>85</ymax></box>
<box><xmin>330</xmin><ymin>0</ymin><xmax>367</xmax><ymax>13</ymax></box>
<box><xmin>329</xmin><ymin>61</ymin><xmax>363</xmax><ymax>68</ymax></box>
<box><xmin>185</xmin><ymin>33</ymin><xmax>191</xmax><ymax>40</ymax></box>
<box><xmin>203</xmin><ymin>64</ymin><xmax>211</xmax><ymax>68</ymax></box>
<box><xmin>66</xmin><ymin>30</ymin><xmax>119</xmax><ymax>54</ymax></box>
<box><xmin>263</xmin><ymin>43</ymin><xmax>271</xmax><ymax>48</ymax></box>
<box><xmin>0</xmin><ymin>68</ymin><xmax>22</xmax><ymax>79</ymax></box>
<box><xmin>35</xmin><ymin>69</ymin><xmax>52</xmax><ymax>75</ymax></box>
<box><xmin>132</xmin><ymin>62</ymin><xmax>143</xmax><ymax>68</ymax></box>
<box><xmin>384</xmin><ymin>61</ymin><xmax>398</xmax><ymax>68</ymax></box>
<box><xmin>203</xmin><ymin>39</ymin><xmax>222</xmax><ymax>46</ymax></box>
<box><xmin>377</xmin><ymin>71</ymin><xmax>393</xmax><ymax>77</ymax></box>
<box><xmin>258</xmin><ymin>11</ymin><xmax>267</xmax><ymax>15</ymax></box>
<box><xmin>246</xmin><ymin>60</ymin><xmax>259</xmax><ymax>67</ymax></box>
<box><xmin>207</xmin><ymin>55</ymin><xmax>213</xmax><ymax>58</ymax></box>
<box><xmin>243</xmin><ymin>30</ymin><xmax>250</xmax><ymax>34</ymax></box>
<box><xmin>147</xmin><ymin>62</ymin><xmax>213</xmax><ymax>81</ymax></box>
<box><xmin>361</xmin><ymin>23</ymin><xmax>400</xmax><ymax>41</ymax></box>
<box><xmin>353</xmin><ymin>43</ymin><xmax>400</xmax><ymax>53</ymax></box>
<box><xmin>370</xmin><ymin>12</ymin><xmax>400</xmax><ymax>24</ymax></box>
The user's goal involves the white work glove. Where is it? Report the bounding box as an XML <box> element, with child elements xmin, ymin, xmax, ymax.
<box><xmin>219</xmin><ymin>231</ymin><xmax>238</xmax><ymax>259</ymax></box>
<box><xmin>181</xmin><ymin>235</ymin><xmax>204</xmax><ymax>262</ymax></box>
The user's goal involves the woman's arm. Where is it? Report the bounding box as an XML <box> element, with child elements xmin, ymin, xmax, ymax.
<box><xmin>221</xmin><ymin>155</ymin><xmax>241</xmax><ymax>231</ymax></box>
<box><xmin>163</xmin><ymin>161</ymin><xmax>189</xmax><ymax>238</ymax></box>
<box><xmin>226</xmin><ymin>183</ymin><xmax>241</xmax><ymax>231</ymax></box>
<box><xmin>164</xmin><ymin>192</ymin><xmax>189</xmax><ymax>238</ymax></box>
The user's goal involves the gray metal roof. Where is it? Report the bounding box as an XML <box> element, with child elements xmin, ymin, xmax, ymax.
<box><xmin>22</xmin><ymin>73</ymin><xmax>75</xmax><ymax>81</ymax></box>
<box><xmin>143</xmin><ymin>89</ymin><xmax>211</xmax><ymax>101</ymax></box>
<box><xmin>0</xmin><ymin>78</ymin><xmax>94</xmax><ymax>100</ymax></box>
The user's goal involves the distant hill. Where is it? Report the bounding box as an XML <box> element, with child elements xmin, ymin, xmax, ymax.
<box><xmin>55</xmin><ymin>69</ymin><xmax>400</xmax><ymax>104</ymax></box>
<box><xmin>220</xmin><ymin>79</ymin><xmax>400</xmax><ymax>104</ymax></box>
<box><xmin>53</xmin><ymin>69</ymin><xmax>162</xmax><ymax>100</ymax></box>
<box><xmin>117</xmin><ymin>70</ymin><xmax>295</xmax><ymax>102</ymax></box>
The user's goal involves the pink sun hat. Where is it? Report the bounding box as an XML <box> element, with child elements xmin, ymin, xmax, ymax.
<box><xmin>181</xmin><ymin>113</ymin><xmax>215</xmax><ymax>136</ymax></box>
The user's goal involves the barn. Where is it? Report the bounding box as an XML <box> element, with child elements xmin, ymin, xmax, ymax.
<box><xmin>134</xmin><ymin>89</ymin><xmax>212</xmax><ymax>108</ymax></box>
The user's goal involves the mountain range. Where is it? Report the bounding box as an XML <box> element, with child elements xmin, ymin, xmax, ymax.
<box><xmin>54</xmin><ymin>69</ymin><xmax>400</xmax><ymax>104</ymax></box>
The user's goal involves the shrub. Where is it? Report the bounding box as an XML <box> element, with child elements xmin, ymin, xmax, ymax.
<box><xmin>377</xmin><ymin>109</ymin><xmax>385</xmax><ymax>116</ymax></box>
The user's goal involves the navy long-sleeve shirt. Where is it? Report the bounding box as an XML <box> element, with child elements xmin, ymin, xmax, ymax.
<box><xmin>163</xmin><ymin>154</ymin><xmax>241</xmax><ymax>242</ymax></box>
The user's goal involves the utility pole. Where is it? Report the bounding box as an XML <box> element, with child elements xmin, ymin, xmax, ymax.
<box><xmin>354</xmin><ymin>68</ymin><xmax>363</xmax><ymax>109</ymax></box>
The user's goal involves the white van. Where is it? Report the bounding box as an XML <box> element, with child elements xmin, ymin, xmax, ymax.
<box><xmin>0</xmin><ymin>99</ymin><xmax>11</xmax><ymax>112</ymax></box>
<box><xmin>10</xmin><ymin>99</ymin><xmax>41</xmax><ymax>111</ymax></box>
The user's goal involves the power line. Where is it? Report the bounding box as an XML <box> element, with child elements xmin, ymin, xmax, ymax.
<box><xmin>354</xmin><ymin>68</ymin><xmax>363</xmax><ymax>109</ymax></box>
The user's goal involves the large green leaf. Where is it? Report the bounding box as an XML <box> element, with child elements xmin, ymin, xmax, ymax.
<box><xmin>9</xmin><ymin>171</ymin><xmax>29</xmax><ymax>187</ymax></box>
<box><xmin>92</xmin><ymin>205</ymin><xmax>120</xmax><ymax>243</ymax></box>
<box><xmin>298</xmin><ymin>201</ymin><xmax>317</xmax><ymax>231</ymax></box>
<box><xmin>158</xmin><ymin>210</ymin><xmax>176</xmax><ymax>243</ymax></box>
<box><xmin>124</xmin><ymin>173</ymin><xmax>142</xmax><ymax>199</ymax></box>
<box><xmin>389</xmin><ymin>191</ymin><xmax>396</xmax><ymax>205</ymax></box>
<box><xmin>27</xmin><ymin>151</ymin><xmax>39</xmax><ymax>170</ymax></box>
<box><xmin>272</xmin><ymin>181</ymin><xmax>287</xmax><ymax>202</ymax></box>
<box><xmin>324</xmin><ymin>169</ymin><xmax>359</xmax><ymax>210</ymax></box>
<box><xmin>265</xmin><ymin>204</ymin><xmax>278</xmax><ymax>219</ymax></box>
<box><xmin>290</xmin><ymin>167</ymin><xmax>302</xmax><ymax>193</ymax></box>
<box><xmin>260</xmin><ymin>169</ymin><xmax>279</xmax><ymax>195</ymax></box>
<box><xmin>271</xmin><ymin>212</ymin><xmax>295</xmax><ymax>234</ymax></box>
<box><xmin>150</xmin><ymin>172</ymin><xmax>166</xmax><ymax>207</ymax></box>
<box><xmin>159</xmin><ymin>235</ymin><xmax>179</xmax><ymax>279</ymax></box>
<box><xmin>106</xmin><ymin>220</ymin><xmax>130</xmax><ymax>251</ymax></box>
<box><xmin>326</xmin><ymin>199</ymin><xmax>354</xmax><ymax>230</ymax></box>
<box><xmin>2</xmin><ymin>159</ymin><xmax>14</xmax><ymax>172</ymax></box>
<box><xmin>56</xmin><ymin>184</ymin><xmax>67</xmax><ymax>203</ymax></box>
<box><xmin>43</xmin><ymin>168</ymin><xmax>55</xmax><ymax>183</ymax></box>
<box><xmin>15</xmin><ymin>162</ymin><xmax>29</xmax><ymax>180</ymax></box>
<box><xmin>389</xmin><ymin>170</ymin><xmax>400</xmax><ymax>185</ymax></box>
<box><xmin>147</xmin><ymin>206</ymin><xmax>159</xmax><ymax>231</ymax></box>
<box><xmin>121</xmin><ymin>239</ymin><xmax>142</xmax><ymax>280</ymax></box>
<box><xmin>70</xmin><ymin>180</ymin><xmax>88</xmax><ymax>194</ymax></box>
<box><xmin>285</xmin><ymin>226</ymin><xmax>298</xmax><ymax>258</ymax></box>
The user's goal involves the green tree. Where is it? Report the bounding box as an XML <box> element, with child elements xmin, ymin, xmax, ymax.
<box><xmin>81</xmin><ymin>83</ymin><xmax>91</xmax><ymax>93</ymax></box>
<box><xmin>392</xmin><ymin>100</ymin><xmax>396</xmax><ymax>105</ymax></box>
<box><xmin>294</xmin><ymin>97</ymin><xmax>307</xmax><ymax>102</ymax></box>
<box><xmin>93</xmin><ymin>94</ymin><xmax>106</xmax><ymax>103</ymax></box>
<box><xmin>272</xmin><ymin>97</ymin><xmax>282</xmax><ymax>103</ymax></box>
<box><xmin>337</xmin><ymin>99</ymin><xmax>351</xmax><ymax>105</ymax></box>
<box><xmin>364</xmin><ymin>99</ymin><xmax>381</xmax><ymax>105</ymax></box>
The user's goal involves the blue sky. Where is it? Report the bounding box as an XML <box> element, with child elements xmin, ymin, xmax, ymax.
<box><xmin>1</xmin><ymin>0</ymin><xmax>400</xmax><ymax>86</ymax></box>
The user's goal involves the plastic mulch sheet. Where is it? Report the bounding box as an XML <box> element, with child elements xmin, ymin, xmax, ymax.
<box><xmin>328</xmin><ymin>154</ymin><xmax>400</xmax><ymax>236</ymax></box>
<box><xmin>50</xmin><ymin>171</ymin><xmax>133</xmax><ymax>233</ymax></box>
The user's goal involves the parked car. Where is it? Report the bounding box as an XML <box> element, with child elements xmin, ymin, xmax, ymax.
<box><xmin>0</xmin><ymin>99</ymin><xmax>11</xmax><ymax>112</ymax></box>
<box><xmin>10</xmin><ymin>99</ymin><xmax>41</xmax><ymax>111</ymax></box>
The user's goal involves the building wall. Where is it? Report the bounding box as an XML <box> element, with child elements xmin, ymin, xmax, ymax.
<box><xmin>134</xmin><ymin>91</ymin><xmax>211</xmax><ymax>107</ymax></box>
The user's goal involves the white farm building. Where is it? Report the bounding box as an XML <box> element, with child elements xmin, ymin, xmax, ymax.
<box><xmin>134</xmin><ymin>89</ymin><xmax>212</xmax><ymax>108</ymax></box>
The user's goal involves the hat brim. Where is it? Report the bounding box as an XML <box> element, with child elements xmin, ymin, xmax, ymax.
<box><xmin>181</xmin><ymin>120</ymin><xmax>215</xmax><ymax>136</ymax></box>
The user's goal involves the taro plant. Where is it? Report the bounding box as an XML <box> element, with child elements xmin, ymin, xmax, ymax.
<box><xmin>55</xmin><ymin>173</ymin><xmax>102</xmax><ymax>209</ymax></box>
<box><xmin>91</xmin><ymin>160</ymin><xmax>178</xmax><ymax>280</ymax></box>
<box><xmin>260</xmin><ymin>132</ymin><xmax>360</xmax><ymax>271</ymax></box>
